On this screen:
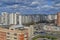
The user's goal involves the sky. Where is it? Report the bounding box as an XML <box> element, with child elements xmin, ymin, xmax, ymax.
<box><xmin>0</xmin><ymin>0</ymin><xmax>60</xmax><ymax>14</ymax></box>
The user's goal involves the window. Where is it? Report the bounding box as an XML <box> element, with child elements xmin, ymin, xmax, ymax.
<box><xmin>14</xmin><ymin>37</ymin><xmax>17</xmax><ymax>39</ymax></box>
<box><xmin>34</xmin><ymin>27</ymin><xmax>36</xmax><ymax>28</ymax></box>
<box><xmin>36</xmin><ymin>29</ymin><xmax>38</xmax><ymax>30</ymax></box>
<box><xmin>7</xmin><ymin>32</ymin><xmax>10</xmax><ymax>35</ymax></box>
<box><xmin>7</xmin><ymin>36</ymin><xmax>10</xmax><ymax>38</ymax></box>
<box><xmin>17</xmin><ymin>21</ymin><xmax>19</xmax><ymax>24</ymax></box>
<box><xmin>14</xmin><ymin>33</ymin><xmax>17</xmax><ymax>36</ymax></box>
<box><xmin>11</xmin><ymin>29</ymin><xmax>14</xmax><ymax>30</ymax></box>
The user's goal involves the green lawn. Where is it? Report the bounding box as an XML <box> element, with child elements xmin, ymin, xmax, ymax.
<box><xmin>32</xmin><ymin>35</ymin><xmax>57</xmax><ymax>40</ymax></box>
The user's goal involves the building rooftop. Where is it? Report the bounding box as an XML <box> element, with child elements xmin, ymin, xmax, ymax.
<box><xmin>11</xmin><ymin>25</ymin><xmax>24</xmax><ymax>28</ymax></box>
<box><xmin>0</xmin><ymin>25</ymin><xmax>11</xmax><ymax>29</ymax></box>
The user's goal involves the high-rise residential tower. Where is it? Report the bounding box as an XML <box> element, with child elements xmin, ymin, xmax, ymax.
<box><xmin>9</xmin><ymin>12</ymin><xmax>20</xmax><ymax>25</ymax></box>
<box><xmin>57</xmin><ymin>12</ymin><xmax>60</xmax><ymax>26</ymax></box>
<box><xmin>0</xmin><ymin>15</ymin><xmax>2</xmax><ymax>24</ymax></box>
<box><xmin>1</xmin><ymin>12</ymin><xmax>9</xmax><ymax>25</ymax></box>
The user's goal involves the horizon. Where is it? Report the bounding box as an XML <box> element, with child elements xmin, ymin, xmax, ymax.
<box><xmin>0</xmin><ymin>12</ymin><xmax>58</xmax><ymax>15</ymax></box>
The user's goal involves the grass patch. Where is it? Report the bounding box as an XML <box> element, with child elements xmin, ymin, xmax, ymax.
<box><xmin>32</xmin><ymin>35</ymin><xmax>57</xmax><ymax>40</ymax></box>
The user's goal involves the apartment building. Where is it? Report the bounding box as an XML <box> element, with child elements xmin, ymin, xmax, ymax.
<box><xmin>32</xmin><ymin>14</ymin><xmax>48</xmax><ymax>23</ymax></box>
<box><xmin>1</xmin><ymin>12</ymin><xmax>9</xmax><ymax>25</ymax></box>
<box><xmin>32</xmin><ymin>14</ymin><xmax>40</xmax><ymax>23</ymax></box>
<box><xmin>57</xmin><ymin>12</ymin><xmax>60</xmax><ymax>26</ymax></box>
<box><xmin>40</xmin><ymin>15</ymin><xmax>47</xmax><ymax>22</ymax></box>
<box><xmin>19</xmin><ymin>15</ymin><xmax>22</xmax><ymax>25</ymax></box>
<box><xmin>43</xmin><ymin>25</ymin><xmax>60</xmax><ymax>31</ymax></box>
<box><xmin>1</xmin><ymin>12</ymin><xmax>58</xmax><ymax>25</ymax></box>
<box><xmin>9</xmin><ymin>12</ymin><xmax>20</xmax><ymax>25</ymax></box>
<box><xmin>21</xmin><ymin>15</ymin><xmax>33</xmax><ymax>25</ymax></box>
<box><xmin>47</xmin><ymin>14</ymin><xmax>57</xmax><ymax>21</ymax></box>
<box><xmin>1</xmin><ymin>12</ymin><xmax>21</xmax><ymax>25</ymax></box>
<box><xmin>0</xmin><ymin>15</ymin><xmax>2</xmax><ymax>24</ymax></box>
<box><xmin>0</xmin><ymin>25</ymin><xmax>34</xmax><ymax>40</ymax></box>
<box><xmin>1</xmin><ymin>12</ymin><xmax>33</xmax><ymax>25</ymax></box>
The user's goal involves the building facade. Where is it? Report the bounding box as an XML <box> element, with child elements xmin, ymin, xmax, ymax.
<box><xmin>1</xmin><ymin>12</ymin><xmax>9</xmax><ymax>25</ymax></box>
<box><xmin>9</xmin><ymin>12</ymin><xmax>20</xmax><ymax>25</ymax></box>
<box><xmin>0</xmin><ymin>15</ymin><xmax>2</xmax><ymax>24</ymax></box>
<box><xmin>0</xmin><ymin>25</ymin><xmax>34</xmax><ymax>40</ymax></box>
<box><xmin>47</xmin><ymin>14</ymin><xmax>57</xmax><ymax>21</ymax></box>
<box><xmin>57</xmin><ymin>12</ymin><xmax>60</xmax><ymax>26</ymax></box>
<box><xmin>1</xmin><ymin>12</ymin><xmax>58</xmax><ymax>25</ymax></box>
<box><xmin>22</xmin><ymin>15</ymin><xmax>33</xmax><ymax>24</ymax></box>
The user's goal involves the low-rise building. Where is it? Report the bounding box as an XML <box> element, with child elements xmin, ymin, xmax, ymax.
<box><xmin>0</xmin><ymin>25</ymin><xmax>34</xmax><ymax>40</ymax></box>
<box><xmin>43</xmin><ymin>25</ymin><xmax>60</xmax><ymax>31</ymax></box>
<box><xmin>47</xmin><ymin>14</ymin><xmax>57</xmax><ymax>22</ymax></box>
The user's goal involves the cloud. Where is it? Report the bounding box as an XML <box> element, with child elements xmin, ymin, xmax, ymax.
<box><xmin>55</xmin><ymin>3</ymin><xmax>60</xmax><ymax>7</ymax></box>
<box><xmin>31</xmin><ymin>1</ymin><xmax>39</xmax><ymax>5</ymax></box>
<box><xmin>0</xmin><ymin>0</ymin><xmax>60</xmax><ymax>14</ymax></box>
<box><xmin>42</xmin><ymin>5</ymin><xmax>54</xmax><ymax>8</ymax></box>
